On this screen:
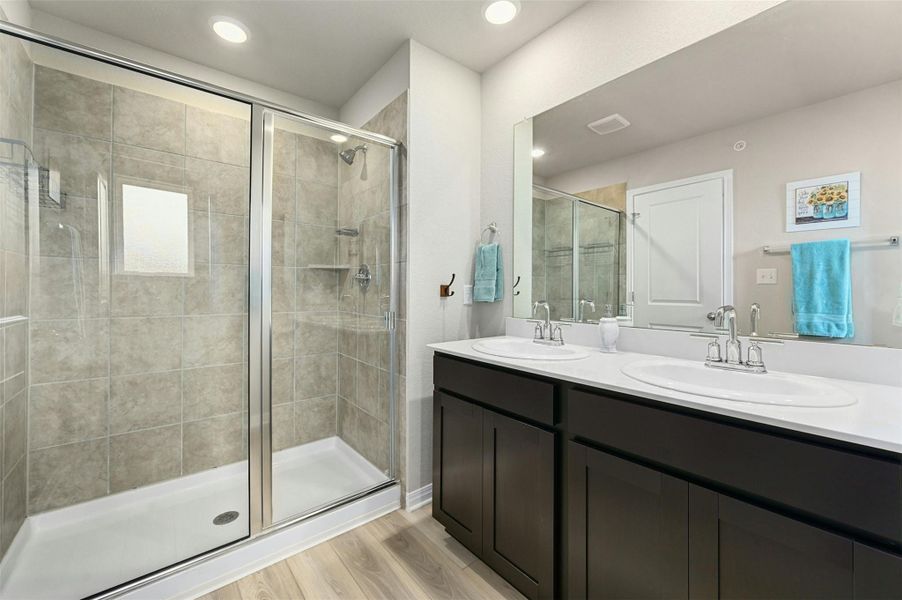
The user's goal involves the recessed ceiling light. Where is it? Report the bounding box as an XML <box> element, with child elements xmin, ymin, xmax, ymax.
<box><xmin>211</xmin><ymin>16</ymin><xmax>249</xmax><ymax>44</ymax></box>
<box><xmin>483</xmin><ymin>0</ymin><xmax>520</xmax><ymax>25</ymax></box>
<box><xmin>330</xmin><ymin>134</ymin><xmax>349</xmax><ymax>143</ymax></box>
<box><xmin>531</xmin><ymin>148</ymin><xmax>545</xmax><ymax>158</ymax></box>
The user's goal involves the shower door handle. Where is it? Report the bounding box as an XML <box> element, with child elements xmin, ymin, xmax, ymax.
<box><xmin>384</xmin><ymin>311</ymin><xmax>396</xmax><ymax>331</ymax></box>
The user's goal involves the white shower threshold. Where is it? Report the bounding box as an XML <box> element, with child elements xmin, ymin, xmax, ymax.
<box><xmin>0</xmin><ymin>436</ymin><xmax>395</xmax><ymax>600</ymax></box>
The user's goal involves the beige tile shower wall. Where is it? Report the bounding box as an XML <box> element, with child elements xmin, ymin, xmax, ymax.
<box><xmin>336</xmin><ymin>92</ymin><xmax>407</xmax><ymax>481</ymax></box>
<box><xmin>531</xmin><ymin>197</ymin><xmax>546</xmax><ymax>305</ymax></box>
<box><xmin>544</xmin><ymin>197</ymin><xmax>573</xmax><ymax>321</ymax></box>
<box><xmin>577</xmin><ymin>203</ymin><xmax>621</xmax><ymax>318</ymax></box>
<box><xmin>269</xmin><ymin>127</ymin><xmax>341</xmax><ymax>452</ymax></box>
<box><xmin>26</xmin><ymin>66</ymin><xmax>251</xmax><ymax>515</ymax></box>
<box><xmin>0</xmin><ymin>28</ymin><xmax>33</xmax><ymax>559</ymax></box>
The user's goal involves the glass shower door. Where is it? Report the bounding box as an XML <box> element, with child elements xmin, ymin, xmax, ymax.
<box><xmin>264</xmin><ymin>112</ymin><xmax>396</xmax><ymax>526</ymax></box>
<box><xmin>532</xmin><ymin>186</ymin><xmax>575</xmax><ymax>321</ymax></box>
<box><xmin>0</xmin><ymin>35</ymin><xmax>253</xmax><ymax>599</ymax></box>
<box><xmin>577</xmin><ymin>200</ymin><xmax>624</xmax><ymax>319</ymax></box>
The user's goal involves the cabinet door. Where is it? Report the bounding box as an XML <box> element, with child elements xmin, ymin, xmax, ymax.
<box><xmin>854</xmin><ymin>544</ymin><xmax>902</xmax><ymax>600</ymax></box>
<box><xmin>690</xmin><ymin>486</ymin><xmax>855</xmax><ymax>599</ymax></box>
<box><xmin>483</xmin><ymin>410</ymin><xmax>555</xmax><ymax>600</ymax></box>
<box><xmin>568</xmin><ymin>442</ymin><xmax>688</xmax><ymax>600</ymax></box>
<box><xmin>432</xmin><ymin>391</ymin><xmax>483</xmax><ymax>554</ymax></box>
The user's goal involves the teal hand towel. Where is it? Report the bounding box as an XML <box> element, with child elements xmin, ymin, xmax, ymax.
<box><xmin>791</xmin><ymin>239</ymin><xmax>854</xmax><ymax>338</ymax></box>
<box><xmin>474</xmin><ymin>243</ymin><xmax>503</xmax><ymax>302</ymax></box>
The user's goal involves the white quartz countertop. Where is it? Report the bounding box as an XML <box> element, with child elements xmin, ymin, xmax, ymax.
<box><xmin>428</xmin><ymin>336</ymin><xmax>902</xmax><ymax>455</ymax></box>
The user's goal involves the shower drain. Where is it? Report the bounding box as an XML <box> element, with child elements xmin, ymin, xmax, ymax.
<box><xmin>213</xmin><ymin>511</ymin><xmax>240</xmax><ymax>525</ymax></box>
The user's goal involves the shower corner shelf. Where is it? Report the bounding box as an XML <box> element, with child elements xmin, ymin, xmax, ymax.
<box><xmin>306</xmin><ymin>264</ymin><xmax>352</xmax><ymax>270</ymax></box>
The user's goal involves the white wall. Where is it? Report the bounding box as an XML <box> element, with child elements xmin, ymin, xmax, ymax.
<box><xmin>340</xmin><ymin>41</ymin><xmax>410</xmax><ymax>128</ymax></box>
<box><xmin>26</xmin><ymin>9</ymin><xmax>337</xmax><ymax>119</ymax></box>
<box><xmin>0</xmin><ymin>0</ymin><xmax>30</xmax><ymax>27</ymax></box>
<box><xmin>546</xmin><ymin>81</ymin><xmax>902</xmax><ymax>348</ymax></box>
<box><xmin>334</xmin><ymin>38</ymin><xmax>481</xmax><ymax>498</ymax></box>
<box><xmin>477</xmin><ymin>0</ymin><xmax>780</xmax><ymax>335</ymax></box>
<box><xmin>406</xmin><ymin>40</ymin><xmax>481</xmax><ymax>495</ymax></box>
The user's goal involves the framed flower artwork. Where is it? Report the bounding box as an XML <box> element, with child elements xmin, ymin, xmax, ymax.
<box><xmin>786</xmin><ymin>172</ymin><xmax>860</xmax><ymax>232</ymax></box>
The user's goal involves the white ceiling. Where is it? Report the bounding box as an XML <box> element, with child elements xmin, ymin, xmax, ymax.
<box><xmin>30</xmin><ymin>0</ymin><xmax>586</xmax><ymax>109</ymax></box>
<box><xmin>533</xmin><ymin>1</ymin><xmax>902</xmax><ymax>180</ymax></box>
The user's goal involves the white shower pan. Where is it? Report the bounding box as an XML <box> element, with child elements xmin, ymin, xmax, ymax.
<box><xmin>0</xmin><ymin>437</ymin><xmax>387</xmax><ymax>600</ymax></box>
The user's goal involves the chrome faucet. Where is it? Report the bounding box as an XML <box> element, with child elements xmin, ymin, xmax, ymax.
<box><xmin>533</xmin><ymin>301</ymin><xmax>551</xmax><ymax>333</ymax></box>
<box><xmin>578</xmin><ymin>299</ymin><xmax>596</xmax><ymax>323</ymax></box>
<box><xmin>750</xmin><ymin>303</ymin><xmax>761</xmax><ymax>337</ymax></box>
<box><xmin>698</xmin><ymin>304</ymin><xmax>767</xmax><ymax>373</ymax></box>
<box><xmin>722</xmin><ymin>305</ymin><xmax>742</xmax><ymax>365</ymax></box>
<box><xmin>530</xmin><ymin>300</ymin><xmax>567</xmax><ymax>346</ymax></box>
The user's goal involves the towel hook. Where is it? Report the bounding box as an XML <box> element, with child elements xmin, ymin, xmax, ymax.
<box><xmin>440</xmin><ymin>273</ymin><xmax>456</xmax><ymax>297</ymax></box>
<box><xmin>512</xmin><ymin>275</ymin><xmax>521</xmax><ymax>296</ymax></box>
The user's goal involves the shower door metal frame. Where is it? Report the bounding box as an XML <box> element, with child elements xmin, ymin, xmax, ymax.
<box><xmin>257</xmin><ymin>108</ymin><xmax>401</xmax><ymax>532</ymax></box>
<box><xmin>0</xmin><ymin>19</ymin><xmax>401</xmax><ymax>600</ymax></box>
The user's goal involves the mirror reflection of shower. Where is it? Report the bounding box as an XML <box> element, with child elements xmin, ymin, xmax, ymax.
<box><xmin>339</xmin><ymin>143</ymin><xmax>368</xmax><ymax>180</ymax></box>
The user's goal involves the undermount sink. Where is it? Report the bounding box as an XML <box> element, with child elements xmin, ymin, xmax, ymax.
<box><xmin>472</xmin><ymin>338</ymin><xmax>590</xmax><ymax>361</ymax></box>
<box><xmin>621</xmin><ymin>359</ymin><xmax>857</xmax><ymax>407</ymax></box>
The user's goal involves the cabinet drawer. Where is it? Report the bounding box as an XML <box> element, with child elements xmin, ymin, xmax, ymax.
<box><xmin>434</xmin><ymin>354</ymin><xmax>555</xmax><ymax>426</ymax></box>
<box><xmin>569</xmin><ymin>389</ymin><xmax>902</xmax><ymax>545</ymax></box>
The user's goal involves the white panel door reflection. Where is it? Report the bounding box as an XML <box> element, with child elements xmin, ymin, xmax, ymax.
<box><xmin>630</xmin><ymin>174</ymin><xmax>728</xmax><ymax>331</ymax></box>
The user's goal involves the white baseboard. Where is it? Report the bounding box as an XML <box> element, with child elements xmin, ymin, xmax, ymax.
<box><xmin>123</xmin><ymin>484</ymin><xmax>400</xmax><ymax>600</ymax></box>
<box><xmin>405</xmin><ymin>483</ymin><xmax>432</xmax><ymax>511</ymax></box>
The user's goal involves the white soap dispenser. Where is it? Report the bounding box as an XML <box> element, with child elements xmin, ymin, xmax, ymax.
<box><xmin>598</xmin><ymin>304</ymin><xmax>619</xmax><ymax>353</ymax></box>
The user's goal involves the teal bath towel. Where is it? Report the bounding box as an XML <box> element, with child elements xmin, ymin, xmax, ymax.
<box><xmin>791</xmin><ymin>239</ymin><xmax>854</xmax><ymax>338</ymax></box>
<box><xmin>474</xmin><ymin>243</ymin><xmax>504</xmax><ymax>302</ymax></box>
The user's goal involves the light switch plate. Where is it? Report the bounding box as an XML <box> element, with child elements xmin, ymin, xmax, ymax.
<box><xmin>756</xmin><ymin>268</ymin><xmax>777</xmax><ymax>285</ymax></box>
<box><xmin>463</xmin><ymin>284</ymin><xmax>474</xmax><ymax>305</ymax></box>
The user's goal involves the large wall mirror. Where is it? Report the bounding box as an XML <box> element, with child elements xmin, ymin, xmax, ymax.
<box><xmin>512</xmin><ymin>1</ymin><xmax>902</xmax><ymax>348</ymax></box>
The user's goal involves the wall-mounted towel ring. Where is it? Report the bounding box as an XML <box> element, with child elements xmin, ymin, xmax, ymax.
<box><xmin>481</xmin><ymin>222</ymin><xmax>500</xmax><ymax>244</ymax></box>
<box><xmin>512</xmin><ymin>275</ymin><xmax>521</xmax><ymax>296</ymax></box>
<box><xmin>440</xmin><ymin>273</ymin><xmax>456</xmax><ymax>297</ymax></box>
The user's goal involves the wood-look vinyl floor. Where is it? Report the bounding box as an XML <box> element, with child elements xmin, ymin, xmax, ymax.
<box><xmin>199</xmin><ymin>504</ymin><xmax>526</xmax><ymax>600</ymax></box>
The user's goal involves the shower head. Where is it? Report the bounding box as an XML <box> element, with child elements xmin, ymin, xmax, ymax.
<box><xmin>339</xmin><ymin>144</ymin><xmax>367</xmax><ymax>165</ymax></box>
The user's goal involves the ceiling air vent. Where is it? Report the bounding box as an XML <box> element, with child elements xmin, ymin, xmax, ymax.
<box><xmin>587</xmin><ymin>113</ymin><xmax>630</xmax><ymax>136</ymax></box>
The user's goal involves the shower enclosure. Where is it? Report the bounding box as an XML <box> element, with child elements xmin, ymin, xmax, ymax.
<box><xmin>531</xmin><ymin>184</ymin><xmax>624</xmax><ymax>321</ymax></box>
<box><xmin>0</xmin><ymin>21</ymin><xmax>399</xmax><ymax>600</ymax></box>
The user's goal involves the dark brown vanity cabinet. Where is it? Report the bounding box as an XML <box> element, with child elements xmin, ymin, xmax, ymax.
<box><xmin>567</xmin><ymin>388</ymin><xmax>902</xmax><ymax>600</ymax></box>
<box><xmin>432</xmin><ymin>355</ymin><xmax>556</xmax><ymax>600</ymax></box>
<box><xmin>433</xmin><ymin>353</ymin><xmax>902</xmax><ymax>599</ymax></box>
<box><xmin>568</xmin><ymin>442</ymin><xmax>902</xmax><ymax>600</ymax></box>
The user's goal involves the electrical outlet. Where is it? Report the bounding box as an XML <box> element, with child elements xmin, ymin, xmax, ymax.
<box><xmin>756</xmin><ymin>268</ymin><xmax>777</xmax><ymax>285</ymax></box>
